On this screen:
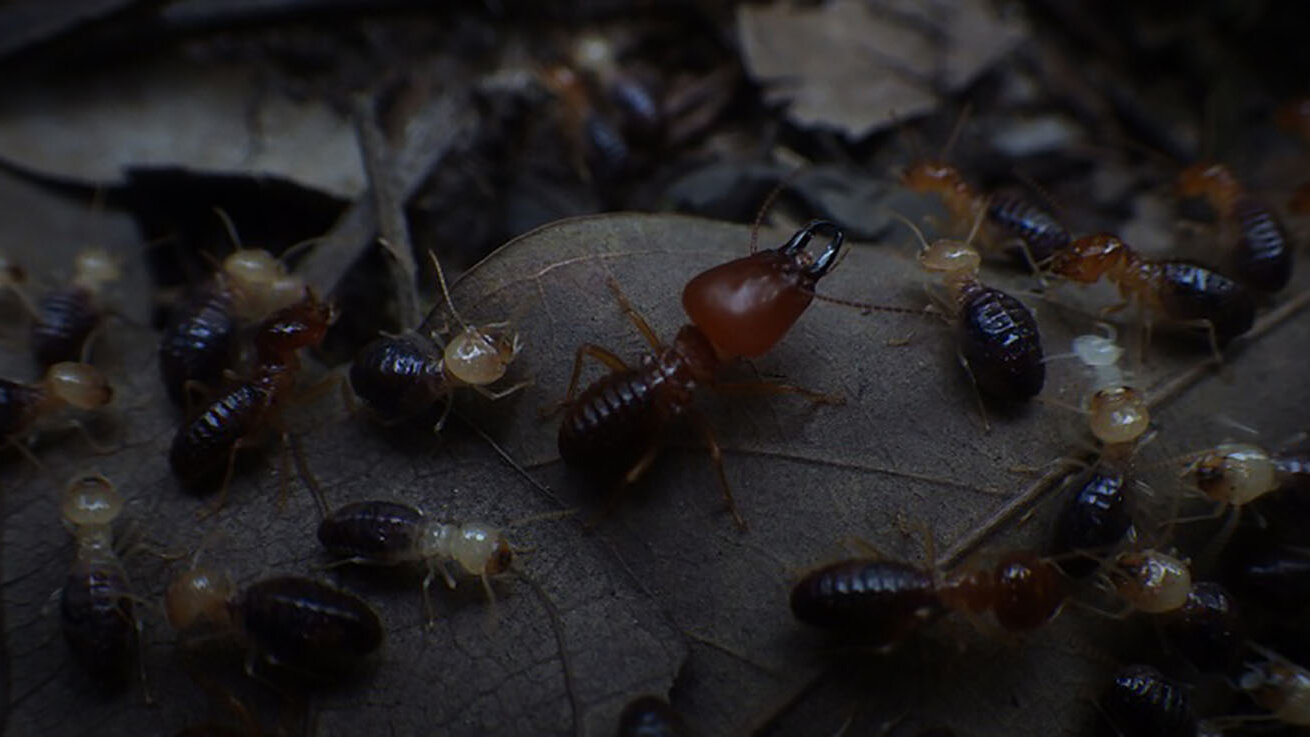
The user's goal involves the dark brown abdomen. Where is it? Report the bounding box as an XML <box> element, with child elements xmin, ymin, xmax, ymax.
<box><xmin>31</xmin><ymin>288</ymin><xmax>99</xmax><ymax>366</ymax></box>
<box><xmin>558</xmin><ymin>366</ymin><xmax>672</xmax><ymax>481</ymax></box>
<box><xmin>60</xmin><ymin>558</ymin><xmax>136</xmax><ymax>684</ymax></box>
<box><xmin>239</xmin><ymin>577</ymin><xmax>382</xmax><ymax>671</ymax></box>
<box><xmin>986</xmin><ymin>192</ymin><xmax>1070</xmax><ymax>266</ymax></box>
<box><xmin>169</xmin><ymin>382</ymin><xmax>271</xmax><ymax>487</ymax></box>
<box><xmin>957</xmin><ymin>284</ymin><xmax>1045</xmax><ymax>400</ymax></box>
<box><xmin>790</xmin><ymin>559</ymin><xmax>943</xmax><ymax>646</ymax></box>
<box><xmin>159</xmin><ymin>287</ymin><xmax>236</xmax><ymax>405</ymax></box>
<box><xmin>318</xmin><ymin>500</ymin><xmax>422</xmax><ymax>562</ymax></box>
<box><xmin>1232</xmin><ymin>197</ymin><xmax>1292</xmax><ymax>293</ymax></box>
<box><xmin>348</xmin><ymin>336</ymin><xmax>446</xmax><ymax>420</ymax></box>
<box><xmin>1156</xmin><ymin>260</ymin><xmax>1254</xmax><ymax>343</ymax></box>
<box><xmin>0</xmin><ymin>379</ymin><xmax>42</xmax><ymax>436</ymax></box>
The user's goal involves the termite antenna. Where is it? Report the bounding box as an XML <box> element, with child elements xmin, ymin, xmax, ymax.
<box><xmin>1136</xmin><ymin>448</ymin><xmax>1212</xmax><ymax>472</ymax></box>
<box><xmin>426</xmin><ymin>248</ymin><xmax>468</xmax><ymax>331</ymax></box>
<box><xmin>749</xmin><ymin>167</ymin><xmax>808</xmax><ymax>255</ymax></box>
<box><xmin>814</xmin><ymin>293</ymin><xmax>934</xmax><ymax>317</ymax></box>
<box><xmin>512</xmin><ymin>570</ymin><xmax>581</xmax><ymax>737</ymax></box>
<box><xmin>279</xmin><ymin>236</ymin><xmax>323</xmax><ymax>265</ymax></box>
<box><xmin>211</xmin><ymin>207</ymin><xmax>245</xmax><ymax>253</ymax></box>
<box><xmin>451</xmin><ymin>408</ymin><xmax>567</xmax><ymax>510</ymax></box>
<box><xmin>939</xmin><ymin>103</ymin><xmax>973</xmax><ymax>163</ymax></box>
<box><xmin>887</xmin><ymin>211</ymin><xmax>932</xmax><ymax>254</ymax></box>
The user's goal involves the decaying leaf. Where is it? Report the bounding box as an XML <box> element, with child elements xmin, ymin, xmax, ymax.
<box><xmin>3</xmin><ymin>207</ymin><xmax>1309</xmax><ymax>736</ymax></box>
<box><xmin>0</xmin><ymin>60</ymin><xmax>364</xmax><ymax>197</ymax></box>
<box><xmin>738</xmin><ymin>0</ymin><xmax>1026</xmax><ymax>139</ymax></box>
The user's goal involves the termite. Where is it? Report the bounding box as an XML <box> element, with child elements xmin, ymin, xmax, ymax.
<box><xmin>29</xmin><ymin>248</ymin><xmax>122</xmax><ymax>366</ymax></box>
<box><xmin>1177</xmin><ymin>161</ymin><xmax>1294</xmax><ymax>293</ymax></box>
<box><xmin>1046</xmin><ymin>233</ymin><xmax>1256</xmax><ymax>350</ymax></box>
<box><xmin>1</xmin><ymin>361</ymin><xmax>113</xmax><ymax>460</ymax></box>
<box><xmin>169</xmin><ymin>290</ymin><xmax>330</xmax><ymax>507</ymax></box>
<box><xmin>556</xmin><ymin>220</ymin><xmax>846</xmax><ymax>530</ymax></box>
<box><xmin>1099</xmin><ymin>664</ymin><xmax>1198</xmax><ymax>737</ymax></box>
<box><xmin>790</xmin><ymin>548</ymin><xmax>1066</xmax><ymax>648</ymax></box>
<box><xmin>896</xmin><ymin>213</ymin><xmax>1046</xmax><ymax>405</ymax></box>
<box><xmin>165</xmin><ymin>566</ymin><xmax>383</xmax><ymax>678</ymax></box>
<box><xmin>349</xmin><ymin>251</ymin><xmax>525</xmax><ymax>431</ymax></box>
<box><xmin>158</xmin><ymin>211</ymin><xmax>309</xmax><ymax>405</ymax></box>
<box><xmin>59</xmin><ymin>474</ymin><xmax>145</xmax><ymax>689</ymax></box>
<box><xmin>1068</xmin><ymin>328</ymin><xmax>1150</xmax><ymax>449</ymax></box>
<box><xmin>1048</xmin><ymin>467</ymin><xmax>1136</xmax><ymax>579</ymax></box>
<box><xmin>316</xmin><ymin>500</ymin><xmax>514</xmax><ymax>622</ymax></box>
<box><xmin>1240</xmin><ymin>654</ymin><xmax>1310</xmax><ymax>727</ymax></box>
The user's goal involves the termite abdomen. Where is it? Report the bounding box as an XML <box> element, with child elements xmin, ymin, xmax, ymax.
<box><xmin>168</xmin><ymin>382</ymin><xmax>271</xmax><ymax>488</ymax></box>
<box><xmin>1155</xmin><ymin>261</ymin><xmax>1255</xmax><ymax>343</ymax></box>
<box><xmin>238</xmin><ymin>577</ymin><xmax>382</xmax><ymax>672</ymax></box>
<box><xmin>159</xmin><ymin>288</ymin><xmax>237</xmax><ymax>405</ymax></box>
<box><xmin>956</xmin><ymin>283</ymin><xmax>1045</xmax><ymax>400</ymax></box>
<box><xmin>348</xmin><ymin>336</ymin><xmax>445</xmax><ymax>420</ymax></box>
<box><xmin>1099</xmin><ymin>664</ymin><xmax>1196</xmax><ymax>737</ymax></box>
<box><xmin>1159</xmin><ymin>582</ymin><xmax>1244</xmax><ymax>674</ymax></box>
<box><xmin>0</xmin><ymin>378</ymin><xmax>44</xmax><ymax>436</ymax></box>
<box><xmin>558</xmin><ymin>366</ymin><xmax>668</xmax><ymax>480</ymax></box>
<box><xmin>790</xmin><ymin>559</ymin><xmax>944</xmax><ymax>646</ymax></box>
<box><xmin>985</xmin><ymin>192</ymin><xmax>1070</xmax><ymax>266</ymax></box>
<box><xmin>1223</xmin><ymin>538</ymin><xmax>1310</xmax><ymax>612</ymax></box>
<box><xmin>1231</xmin><ymin>197</ymin><xmax>1293</xmax><ymax>293</ymax></box>
<box><xmin>1051</xmin><ymin>469</ymin><xmax>1133</xmax><ymax>579</ymax></box>
<box><xmin>317</xmin><ymin>501</ymin><xmax>422</xmax><ymax>560</ymax></box>
<box><xmin>617</xmin><ymin>695</ymin><xmax>685</xmax><ymax>737</ymax></box>
<box><xmin>31</xmin><ymin>289</ymin><xmax>99</xmax><ymax>366</ymax></box>
<box><xmin>60</xmin><ymin>559</ymin><xmax>137</xmax><ymax>684</ymax></box>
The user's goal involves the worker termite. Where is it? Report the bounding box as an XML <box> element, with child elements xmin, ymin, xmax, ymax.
<box><xmin>1158</xmin><ymin>581</ymin><xmax>1245</xmax><ymax>674</ymax></box>
<box><xmin>1106</xmin><ymin>549</ymin><xmax>1194</xmax><ymax>615</ymax></box>
<box><xmin>789</xmin><ymin>549</ymin><xmax>1066</xmax><ymax>648</ymax></box>
<box><xmin>1182</xmin><ymin>441</ymin><xmax>1310</xmax><ymax>509</ymax></box>
<box><xmin>1239</xmin><ymin>654</ymin><xmax>1310</xmax><ymax>727</ymax></box>
<box><xmin>316</xmin><ymin>500</ymin><xmax>514</xmax><ymax>622</ymax></box>
<box><xmin>1067</xmin><ymin>328</ymin><xmax>1151</xmax><ymax>449</ymax></box>
<box><xmin>1046</xmin><ymin>233</ymin><xmax>1256</xmax><ymax>350</ymax></box>
<box><xmin>28</xmin><ymin>248</ymin><xmax>122</xmax><ymax>366</ymax></box>
<box><xmin>898</xmin><ymin>114</ymin><xmax>1070</xmax><ymax>270</ymax></box>
<box><xmin>169</xmin><ymin>291</ymin><xmax>330</xmax><ymax>506</ymax></box>
<box><xmin>1098</xmin><ymin>664</ymin><xmax>1198</xmax><ymax>737</ymax></box>
<box><xmin>1049</xmin><ymin>467</ymin><xmax>1136</xmax><ymax>579</ymax></box>
<box><xmin>165</xmin><ymin>564</ymin><xmax>383</xmax><ymax>678</ymax></box>
<box><xmin>1177</xmin><ymin>161</ymin><xmax>1294</xmax><ymax>293</ymax></box>
<box><xmin>557</xmin><ymin>220</ymin><xmax>846</xmax><ymax>530</ymax></box>
<box><xmin>617</xmin><ymin>695</ymin><xmax>686</xmax><ymax>737</ymax></box>
<box><xmin>895</xmin><ymin>213</ymin><xmax>1046</xmax><ymax>405</ymax></box>
<box><xmin>59</xmin><ymin>474</ymin><xmax>145</xmax><ymax>689</ymax></box>
<box><xmin>158</xmin><ymin>212</ymin><xmax>309</xmax><ymax>405</ymax></box>
<box><xmin>349</xmin><ymin>251</ymin><xmax>525</xmax><ymax>431</ymax></box>
<box><xmin>1</xmin><ymin>361</ymin><xmax>113</xmax><ymax>459</ymax></box>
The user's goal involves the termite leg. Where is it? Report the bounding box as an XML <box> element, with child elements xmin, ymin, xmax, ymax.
<box><xmin>955</xmin><ymin>351</ymin><xmax>992</xmax><ymax>433</ymax></box>
<box><xmin>605</xmin><ymin>278</ymin><xmax>664</xmax><ymax>352</ymax></box>
<box><xmin>558</xmin><ymin>345</ymin><xmax>628</xmax><ymax>405</ymax></box>
<box><xmin>473</xmin><ymin>379</ymin><xmax>533</xmax><ymax>401</ymax></box>
<box><xmin>433</xmin><ymin>398</ymin><xmax>454</xmax><ymax>433</ymax></box>
<box><xmin>4</xmin><ymin>436</ymin><xmax>46</xmax><ymax>470</ymax></box>
<box><xmin>421</xmin><ymin>567</ymin><xmax>437</xmax><ymax>627</ymax></box>
<box><xmin>688</xmin><ymin>408</ymin><xmax>747</xmax><ymax>531</ymax></box>
<box><xmin>198</xmin><ymin>439</ymin><xmax>247</xmax><ymax>519</ymax></box>
<box><xmin>67</xmin><ymin>419</ymin><xmax>115</xmax><ymax>455</ymax></box>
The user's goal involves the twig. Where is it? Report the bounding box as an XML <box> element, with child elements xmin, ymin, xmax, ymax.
<box><xmin>351</xmin><ymin>93</ymin><xmax>421</xmax><ymax>329</ymax></box>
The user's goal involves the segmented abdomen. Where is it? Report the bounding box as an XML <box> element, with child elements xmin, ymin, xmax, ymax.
<box><xmin>31</xmin><ymin>288</ymin><xmax>98</xmax><ymax>366</ymax></box>
<box><xmin>159</xmin><ymin>287</ymin><xmax>236</xmax><ymax>405</ymax></box>
<box><xmin>239</xmin><ymin>577</ymin><xmax>383</xmax><ymax>669</ymax></box>
<box><xmin>0</xmin><ymin>379</ymin><xmax>43</xmax><ymax>436</ymax></box>
<box><xmin>957</xmin><ymin>283</ymin><xmax>1045</xmax><ymax>400</ymax></box>
<box><xmin>318</xmin><ymin>500</ymin><xmax>422</xmax><ymax>562</ymax></box>
<box><xmin>986</xmin><ymin>193</ymin><xmax>1070</xmax><ymax>265</ymax></box>
<box><xmin>1155</xmin><ymin>260</ymin><xmax>1254</xmax><ymax>342</ymax></box>
<box><xmin>558</xmin><ymin>364</ymin><xmax>677</xmax><ymax>480</ymax></box>
<box><xmin>169</xmin><ymin>382</ymin><xmax>271</xmax><ymax>485</ymax></box>
<box><xmin>1231</xmin><ymin>197</ymin><xmax>1292</xmax><ymax>292</ymax></box>
<box><xmin>349</xmin><ymin>336</ymin><xmax>446</xmax><ymax>419</ymax></box>
<box><xmin>790</xmin><ymin>559</ymin><xmax>944</xmax><ymax>646</ymax></box>
<box><xmin>60</xmin><ymin>558</ymin><xmax>136</xmax><ymax>683</ymax></box>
